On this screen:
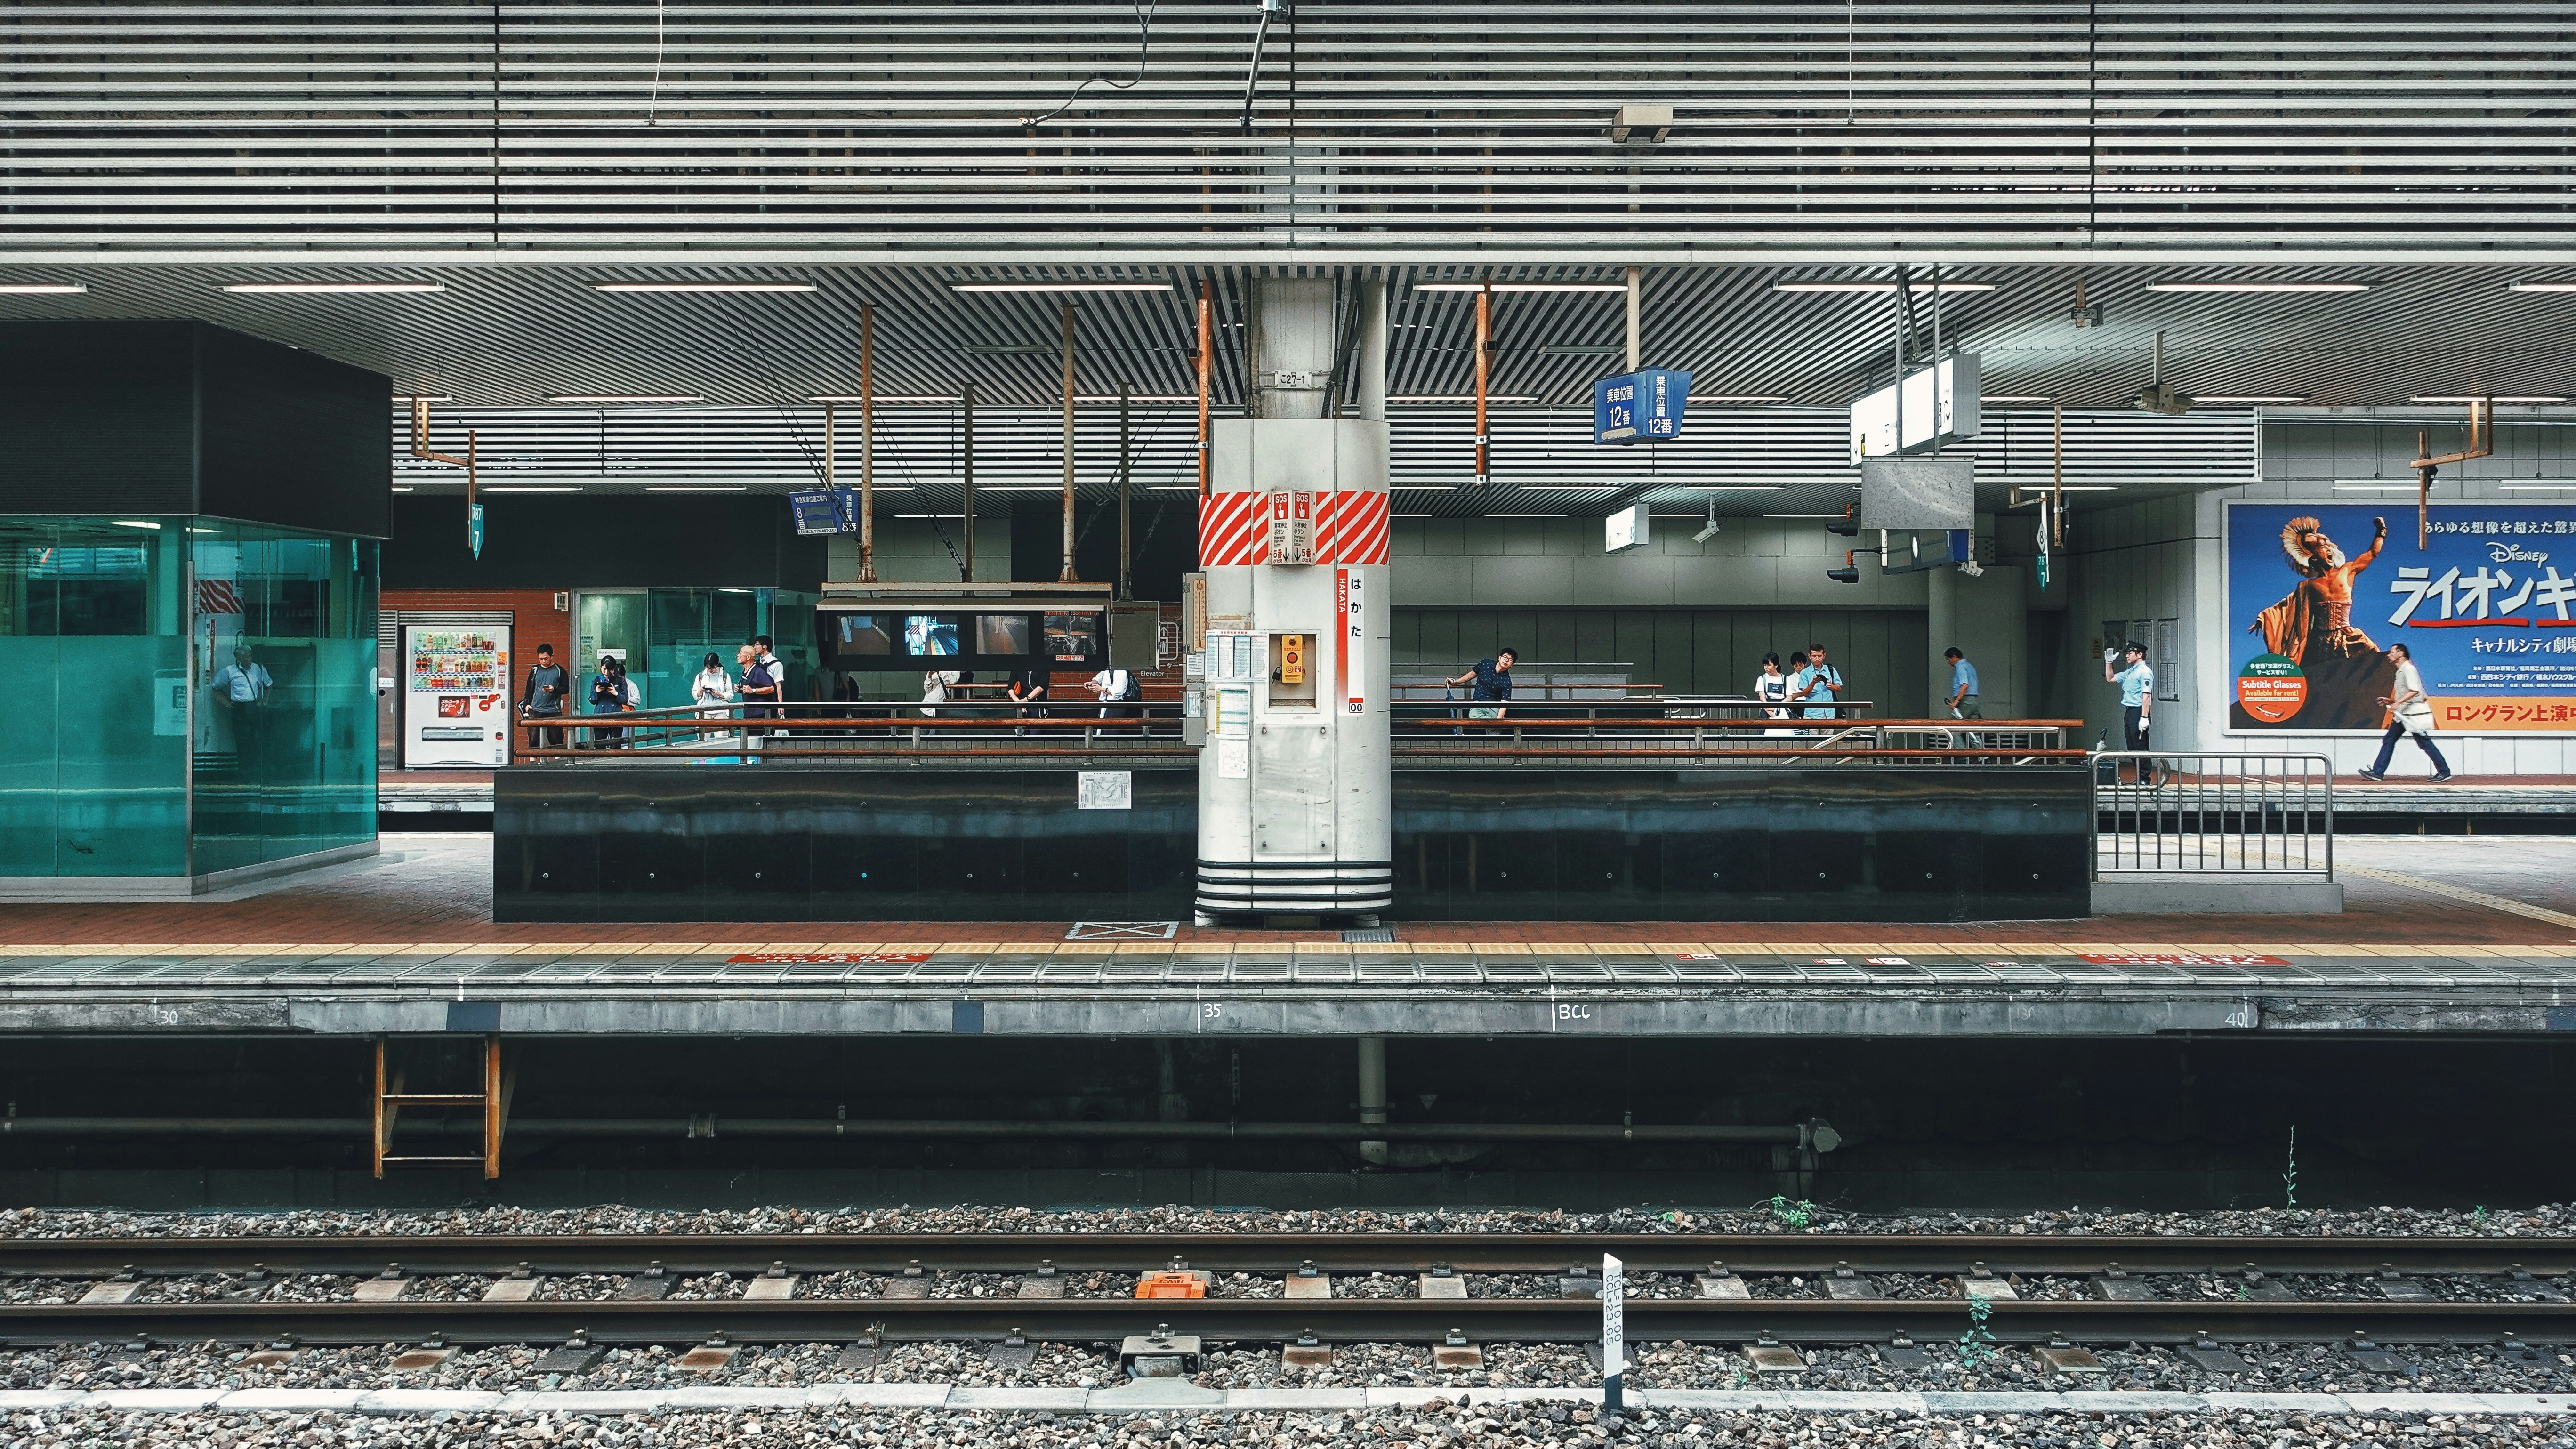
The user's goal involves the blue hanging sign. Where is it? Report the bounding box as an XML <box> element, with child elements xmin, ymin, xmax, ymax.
<box><xmin>789</xmin><ymin>487</ymin><xmax>859</xmax><ymax>536</ymax></box>
<box><xmin>1593</xmin><ymin>368</ymin><xmax>1692</xmax><ymax>445</ymax></box>
<box><xmin>467</xmin><ymin>501</ymin><xmax>484</xmax><ymax>560</ymax></box>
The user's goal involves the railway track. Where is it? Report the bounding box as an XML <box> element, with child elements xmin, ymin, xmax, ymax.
<box><xmin>4</xmin><ymin>1234</ymin><xmax>2571</xmax><ymax>1349</ymax></box>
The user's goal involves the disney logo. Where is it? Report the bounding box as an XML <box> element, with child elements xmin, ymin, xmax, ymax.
<box><xmin>2488</xmin><ymin>542</ymin><xmax>2551</xmax><ymax>564</ymax></box>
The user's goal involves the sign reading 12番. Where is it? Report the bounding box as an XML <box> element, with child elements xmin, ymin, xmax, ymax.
<box><xmin>2225</xmin><ymin>502</ymin><xmax>2576</xmax><ymax>733</ymax></box>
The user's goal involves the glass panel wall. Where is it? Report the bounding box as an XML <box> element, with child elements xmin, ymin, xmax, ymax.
<box><xmin>641</xmin><ymin>588</ymin><xmax>814</xmax><ymax>708</ymax></box>
<box><xmin>187</xmin><ymin>521</ymin><xmax>379</xmax><ymax>876</ymax></box>
<box><xmin>0</xmin><ymin>518</ymin><xmax>188</xmax><ymax>875</ymax></box>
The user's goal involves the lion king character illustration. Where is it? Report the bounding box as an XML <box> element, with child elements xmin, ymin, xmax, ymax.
<box><xmin>2241</xmin><ymin>514</ymin><xmax>2397</xmax><ymax>729</ymax></box>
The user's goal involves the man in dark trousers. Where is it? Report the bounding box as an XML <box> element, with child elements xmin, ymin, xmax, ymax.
<box><xmin>520</xmin><ymin>643</ymin><xmax>570</xmax><ymax>754</ymax></box>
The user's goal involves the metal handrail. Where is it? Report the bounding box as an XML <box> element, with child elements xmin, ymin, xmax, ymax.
<box><xmin>2089</xmin><ymin>751</ymin><xmax>2334</xmax><ymax>878</ymax></box>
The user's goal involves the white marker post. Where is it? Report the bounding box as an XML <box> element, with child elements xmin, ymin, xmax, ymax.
<box><xmin>1601</xmin><ymin>1252</ymin><xmax>1625</xmax><ymax>1417</ymax></box>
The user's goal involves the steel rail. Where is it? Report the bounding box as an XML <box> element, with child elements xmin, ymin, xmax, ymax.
<box><xmin>4</xmin><ymin>1297</ymin><xmax>2572</xmax><ymax>1350</ymax></box>
<box><xmin>6</xmin><ymin>1234</ymin><xmax>2571</xmax><ymax>1281</ymax></box>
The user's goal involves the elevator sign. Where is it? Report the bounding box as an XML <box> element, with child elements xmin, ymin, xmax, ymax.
<box><xmin>1267</xmin><ymin>490</ymin><xmax>1316</xmax><ymax>565</ymax></box>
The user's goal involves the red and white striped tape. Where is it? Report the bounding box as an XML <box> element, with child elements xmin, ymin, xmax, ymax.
<box><xmin>1199</xmin><ymin>490</ymin><xmax>1389</xmax><ymax>567</ymax></box>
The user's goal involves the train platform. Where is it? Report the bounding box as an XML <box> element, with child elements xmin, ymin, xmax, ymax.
<box><xmin>0</xmin><ymin>835</ymin><xmax>2569</xmax><ymax>1040</ymax></box>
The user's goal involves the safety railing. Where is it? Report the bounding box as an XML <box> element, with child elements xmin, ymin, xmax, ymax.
<box><xmin>1392</xmin><ymin>700</ymin><xmax>2081</xmax><ymax>763</ymax></box>
<box><xmin>2091</xmin><ymin>752</ymin><xmax>2334</xmax><ymax>878</ymax></box>
<box><xmin>515</xmin><ymin>700</ymin><xmax>1189</xmax><ymax>760</ymax></box>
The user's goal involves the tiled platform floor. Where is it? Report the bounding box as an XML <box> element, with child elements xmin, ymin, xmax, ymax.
<box><xmin>0</xmin><ymin>834</ymin><xmax>2568</xmax><ymax>950</ymax></box>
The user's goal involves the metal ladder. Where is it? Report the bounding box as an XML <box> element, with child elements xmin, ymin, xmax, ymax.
<box><xmin>372</xmin><ymin>1035</ymin><xmax>508</xmax><ymax>1179</ymax></box>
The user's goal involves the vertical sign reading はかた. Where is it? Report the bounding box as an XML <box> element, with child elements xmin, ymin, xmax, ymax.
<box><xmin>2225</xmin><ymin>502</ymin><xmax>2576</xmax><ymax>733</ymax></box>
<box><xmin>1337</xmin><ymin>568</ymin><xmax>1367</xmax><ymax>714</ymax></box>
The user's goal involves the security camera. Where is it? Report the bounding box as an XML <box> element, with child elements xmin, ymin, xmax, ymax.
<box><xmin>1690</xmin><ymin>500</ymin><xmax>1720</xmax><ymax>544</ymax></box>
<box><xmin>1958</xmin><ymin>559</ymin><xmax>1985</xmax><ymax>578</ymax></box>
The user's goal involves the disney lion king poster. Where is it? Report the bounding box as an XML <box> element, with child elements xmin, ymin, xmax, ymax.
<box><xmin>2225</xmin><ymin>502</ymin><xmax>2576</xmax><ymax>733</ymax></box>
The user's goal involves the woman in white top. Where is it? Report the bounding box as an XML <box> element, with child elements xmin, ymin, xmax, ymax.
<box><xmin>1752</xmin><ymin>652</ymin><xmax>1793</xmax><ymax>736</ymax></box>
<box><xmin>690</xmin><ymin>651</ymin><xmax>734</xmax><ymax>741</ymax></box>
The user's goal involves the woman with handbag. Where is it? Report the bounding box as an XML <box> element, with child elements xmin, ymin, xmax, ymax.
<box><xmin>2359</xmin><ymin>641</ymin><xmax>2451</xmax><ymax>782</ymax></box>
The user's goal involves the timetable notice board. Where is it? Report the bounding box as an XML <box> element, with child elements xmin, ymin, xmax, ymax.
<box><xmin>402</xmin><ymin>623</ymin><xmax>513</xmax><ymax>767</ymax></box>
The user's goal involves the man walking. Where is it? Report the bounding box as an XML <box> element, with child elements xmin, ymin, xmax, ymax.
<box><xmin>1943</xmin><ymin>645</ymin><xmax>1982</xmax><ymax>748</ymax></box>
<box><xmin>2359</xmin><ymin>641</ymin><xmax>2451</xmax><ymax>782</ymax></box>
<box><xmin>520</xmin><ymin>643</ymin><xmax>570</xmax><ymax>754</ymax></box>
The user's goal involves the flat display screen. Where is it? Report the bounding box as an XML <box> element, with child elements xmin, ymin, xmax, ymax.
<box><xmin>1044</xmin><ymin>612</ymin><xmax>1102</xmax><ymax>662</ymax></box>
<box><xmin>903</xmin><ymin>614</ymin><xmax>963</xmax><ymax>656</ymax></box>
<box><xmin>835</xmin><ymin>614</ymin><xmax>893</xmax><ymax>655</ymax></box>
<box><xmin>977</xmin><ymin>614</ymin><xmax>1032</xmax><ymax>655</ymax></box>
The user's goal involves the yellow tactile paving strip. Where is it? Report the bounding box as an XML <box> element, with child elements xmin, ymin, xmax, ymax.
<box><xmin>6</xmin><ymin>941</ymin><xmax>2574</xmax><ymax>957</ymax></box>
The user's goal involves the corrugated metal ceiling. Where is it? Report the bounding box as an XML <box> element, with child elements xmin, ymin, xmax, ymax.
<box><xmin>0</xmin><ymin>2</ymin><xmax>2568</xmax><ymax>254</ymax></box>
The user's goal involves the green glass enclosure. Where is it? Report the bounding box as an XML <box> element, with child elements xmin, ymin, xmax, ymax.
<box><xmin>0</xmin><ymin>516</ymin><xmax>378</xmax><ymax>880</ymax></box>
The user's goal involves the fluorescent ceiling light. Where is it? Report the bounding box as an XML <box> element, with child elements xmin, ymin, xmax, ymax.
<box><xmin>1773</xmin><ymin>282</ymin><xmax>1994</xmax><ymax>294</ymax></box>
<box><xmin>2508</xmin><ymin>281</ymin><xmax>2576</xmax><ymax>293</ymax></box>
<box><xmin>1078</xmin><ymin>394</ymin><xmax>1200</xmax><ymax>402</ymax></box>
<box><xmin>2053</xmin><ymin>485</ymin><xmax>2119</xmax><ymax>491</ymax></box>
<box><xmin>1984</xmin><ymin>394</ymin><xmax>2053</xmax><ymax>403</ymax></box>
<box><xmin>951</xmin><ymin>282</ymin><xmax>1171</xmax><ymax>293</ymax></box>
<box><xmin>392</xmin><ymin>394</ymin><xmax>454</xmax><ymax>403</ymax></box>
<box><xmin>594</xmin><ymin>282</ymin><xmax>815</xmax><ymax>293</ymax></box>
<box><xmin>2501</xmin><ymin>483</ymin><xmax>2576</xmax><ymax>490</ymax></box>
<box><xmin>1485</xmin><ymin>512</ymin><xmax>1564</xmax><ymax>517</ymax></box>
<box><xmin>548</xmin><ymin>394</ymin><xmax>704</xmax><ymax>404</ymax></box>
<box><xmin>221</xmin><ymin>281</ymin><xmax>445</xmax><ymax>294</ymax></box>
<box><xmin>2332</xmin><ymin>483</ymin><xmax>2415</xmax><ymax>490</ymax></box>
<box><xmin>810</xmin><ymin>394</ymin><xmax>963</xmax><ymax>403</ymax></box>
<box><xmin>1683</xmin><ymin>485</ymin><xmax>1782</xmax><ymax>491</ymax></box>
<box><xmin>110</xmin><ymin>520</ymin><xmax>161</xmax><ymax>530</ymax></box>
<box><xmin>1388</xmin><ymin>394</ymin><xmax>1538</xmax><ymax>403</ymax></box>
<box><xmin>1415</xmin><ymin>283</ymin><xmax>1629</xmax><ymax>294</ymax></box>
<box><xmin>1394</xmin><ymin>512</ymin><xmax>1434</xmax><ymax>518</ymax></box>
<box><xmin>2412</xmin><ymin>394</ymin><xmax>2565</xmax><ymax>403</ymax></box>
<box><xmin>1764</xmin><ymin>513</ymin><xmax>1849</xmax><ymax>518</ymax></box>
<box><xmin>0</xmin><ymin>282</ymin><xmax>86</xmax><ymax>295</ymax></box>
<box><xmin>482</xmin><ymin>485</ymin><xmax>583</xmax><ymax>492</ymax></box>
<box><xmin>1705</xmin><ymin>394</ymin><xmax>1788</xmax><ymax>403</ymax></box>
<box><xmin>646</xmin><ymin>486</ymin><xmax>749</xmax><ymax>492</ymax></box>
<box><xmin>2144</xmin><ymin>281</ymin><xmax>2373</xmax><ymax>293</ymax></box>
<box><xmin>391</xmin><ymin>486</ymin><xmax>414</xmax><ymax>492</ymax></box>
<box><xmin>2195</xmin><ymin>395</ymin><xmax>2310</xmax><ymax>404</ymax></box>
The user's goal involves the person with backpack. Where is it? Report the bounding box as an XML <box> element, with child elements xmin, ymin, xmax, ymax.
<box><xmin>1086</xmin><ymin>663</ymin><xmax>1143</xmax><ymax>728</ymax></box>
<box><xmin>588</xmin><ymin>653</ymin><xmax>638</xmax><ymax>747</ymax></box>
<box><xmin>1789</xmin><ymin>642</ymin><xmax>1847</xmax><ymax>722</ymax></box>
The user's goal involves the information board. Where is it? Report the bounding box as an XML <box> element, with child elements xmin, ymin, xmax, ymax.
<box><xmin>2226</xmin><ymin>502</ymin><xmax>2576</xmax><ymax>733</ymax></box>
<box><xmin>402</xmin><ymin>623</ymin><xmax>514</xmax><ymax>767</ymax></box>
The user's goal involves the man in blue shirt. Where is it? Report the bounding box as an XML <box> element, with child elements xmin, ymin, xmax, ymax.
<box><xmin>1943</xmin><ymin>645</ymin><xmax>1982</xmax><ymax>747</ymax></box>
<box><xmin>1789</xmin><ymin>642</ymin><xmax>1845</xmax><ymax>721</ymax></box>
<box><xmin>1447</xmin><ymin>646</ymin><xmax>1516</xmax><ymax>720</ymax></box>
<box><xmin>2105</xmin><ymin>640</ymin><xmax>2156</xmax><ymax>781</ymax></box>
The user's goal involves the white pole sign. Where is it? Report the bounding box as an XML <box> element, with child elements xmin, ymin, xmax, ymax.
<box><xmin>1601</xmin><ymin>1252</ymin><xmax>1626</xmax><ymax>1415</ymax></box>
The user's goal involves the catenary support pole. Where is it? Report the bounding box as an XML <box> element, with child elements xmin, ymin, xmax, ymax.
<box><xmin>1473</xmin><ymin>284</ymin><xmax>1492</xmax><ymax>493</ymax></box>
<box><xmin>962</xmin><ymin>382</ymin><xmax>977</xmax><ymax>582</ymax></box>
<box><xmin>1118</xmin><ymin>385</ymin><xmax>1133</xmax><ymax>601</ymax></box>
<box><xmin>1357</xmin><ymin>1036</ymin><xmax>1388</xmax><ymax>1166</ymax></box>
<box><xmin>1061</xmin><ymin>300</ymin><xmax>1080</xmax><ymax>582</ymax></box>
<box><xmin>1359</xmin><ymin>274</ymin><xmax>1388</xmax><ymax>422</ymax></box>
<box><xmin>858</xmin><ymin>303</ymin><xmax>877</xmax><ymax>581</ymax></box>
<box><xmin>1197</xmin><ymin>280</ymin><xmax>1214</xmax><ymax>499</ymax></box>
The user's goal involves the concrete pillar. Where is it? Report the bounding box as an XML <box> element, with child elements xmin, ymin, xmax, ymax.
<box><xmin>1925</xmin><ymin>562</ymin><xmax>1958</xmax><ymax>718</ymax></box>
<box><xmin>1194</xmin><ymin>274</ymin><xmax>1393</xmax><ymax>925</ymax></box>
<box><xmin>1356</xmin><ymin>1035</ymin><xmax>1388</xmax><ymax>1166</ymax></box>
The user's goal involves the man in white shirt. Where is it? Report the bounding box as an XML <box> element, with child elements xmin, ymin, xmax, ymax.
<box><xmin>2359</xmin><ymin>641</ymin><xmax>2451</xmax><ymax>782</ymax></box>
<box><xmin>1085</xmin><ymin>665</ymin><xmax>1141</xmax><ymax>726</ymax></box>
<box><xmin>211</xmin><ymin>644</ymin><xmax>273</xmax><ymax>768</ymax></box>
